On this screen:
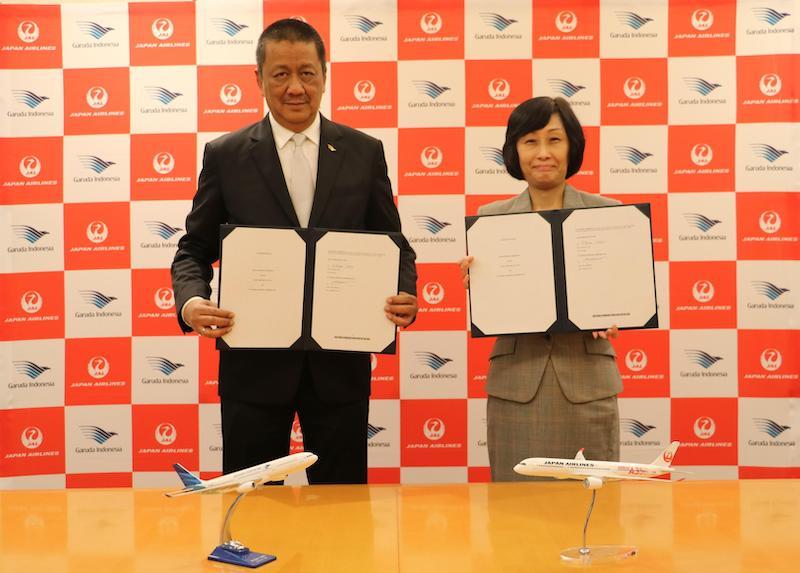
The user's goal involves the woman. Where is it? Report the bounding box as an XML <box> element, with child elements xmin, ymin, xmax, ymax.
<box><xmin>460</xmin><ymin>96</ymin><xmax>623</xmax><ymax>481</ymax></box>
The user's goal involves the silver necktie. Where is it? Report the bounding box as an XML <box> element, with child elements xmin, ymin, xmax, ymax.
<box><xmin>288</xmin><ymin>133</ymin><xmax>314</xmax><ymax>227</ymax></box>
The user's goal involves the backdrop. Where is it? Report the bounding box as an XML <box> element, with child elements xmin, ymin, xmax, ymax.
<box><xmin>1</xmin><ymin>0</ymin><xmax>798</xmax><ymax>489</ymax></box>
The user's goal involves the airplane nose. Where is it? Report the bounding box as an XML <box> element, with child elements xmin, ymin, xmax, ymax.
<box><xmin>513</xmin><ymin>463</ymin><xmax>524</xmax><ymax>474</ymax></box>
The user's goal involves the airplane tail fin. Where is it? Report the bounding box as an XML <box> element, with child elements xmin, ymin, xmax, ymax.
<box><xmin>574</xmin><ymin>448</ymin><xmax>586</xmax><ymax>461</ymax></box>
<box><xmin>651</xmin><ymin>441</ymin><xmax>680</xmax><ymax>468</ymax></box>
<box><xmin>173</xmin><ymin>463</ymin><xmax>202</xmax><ymax>488</ymax></box>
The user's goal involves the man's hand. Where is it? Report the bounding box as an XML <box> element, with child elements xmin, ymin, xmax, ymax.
<box><xmin>385</xmin><ymin>292</ymin><xmax>418</xmax><ymax>327</ymax></box>
<box><xmin>459</xmin><ymin>256</ymin><xmax>473</xmax><ymax>289</ymax></box>
<box><xmin>592</xmin><ymin>325</ymin><xmax>619</xmax><ymax>340</ymax></box>
<box><xmin>185</xmin><ymin>298</ymin><xmax>235</xmax><ymax>338</ymax></box>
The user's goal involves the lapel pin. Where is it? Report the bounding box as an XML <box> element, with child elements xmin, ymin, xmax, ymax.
<box><xmin>327</xmin><ymin>143</ymin><xmax>336</xmax><ymax>152</ymax></box>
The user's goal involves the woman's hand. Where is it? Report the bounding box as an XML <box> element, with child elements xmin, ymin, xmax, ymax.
<box><xmin>459</xmin><ymin>256</ymin><xmax>473</xmax><ymax>289</ymax></box>
<box><xmin>592</xmin><ymin>325</ymin><xmax>619</xmax><ymax>340</ymax></box>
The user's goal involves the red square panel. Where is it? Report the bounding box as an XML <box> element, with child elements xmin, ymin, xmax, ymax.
<box><xmin>197</xmin><ymin>66</ymin><xmax>264</xmax><ymax>133</ymax></box>
<box><xmin>132</xmin><ymin>404</ymin><xmax>198</xmax><ymax>471</ymax></box>
<box><xmin>737</xmin><ymin>55</ymin><xmax>800</xmax><ymax>123</ymax></box>
<box><xmin>0</xmin><ymin>137</ymin><xmax>62</xmax><ymax>205</ymax></box>
<box><xmin>398</xmin><ymin>128</ymin><xmax>464</xmax><ymax>195</ymax></box>
<box><xmin>0</xmin><ymin>407</ymin><xmax>64</xmax><ymax>477</ymax></box>
<box><xmin>331</xmin><ymin>62</ymin><xmax>397</xmax><ymax>128</ymax></box>
<box><xmin>0</xmin><ymin>5</ymin><xmax>61</xmax><ymax>69</ymax></box>
<box><xmin>131</xmin><ymin>133</ymin><xmax>196</xmax><ymax>200</ymax></box>
<box><xmin>615</xmin><ymin>329</ymin><xmax>670</xmax><ymax>398</ymax></box>
<box><xmin>738</xmin><ymin>330</ymin><xmax>800</xmax><ymax>398</ymax></box>
<box><xmin>132</xmin><ymin>269</ymin><xmax>182</xmax><ymax>336</ymax></box>
<box><xmin>406</xmin><ymin>263</ymin><xmax>466</xmax><ymax>331</ymax></box>
<box><xmin>64</xmin><ymin>68</ymin><xmax>130</xmax><ymax>135</ymax></box>
<box><xmin>129</xmin><ymin>1</ymin><xmax>195</xmax><ymax>66</ymax></box>
<box><xmin>668</xmin><ymin>1</ymin><xmax>735</xmax><ymax>57</ymax></box>
<box><xmin>532</xmin><ymin>1</ymin><xmax>599</xmax><ymax>58</ymax></box>
<box><xmin>398</xmin><ymin>0</ymin><xmax>464</xmax><ymax>60</ymax></box>
<box><xmin>65</xmin><ymin>338</ymin><xmax>131</xmax><ymax>405</ymax></box>
<box><xmin>601</xmin><ymin>59</ymin><xmax>668</xmax><ymax>125</ymax></box>
<box><xmin>669</xmin><ymin>261</ymin><xmax>737</xmax><ymax>329</ymax></box>
<box><xmin>736</xmin><ymin>193</ymin><xmax>800</xmax><ymax>261</ymax></box>
<box><xmin>466</xmin><ymin>61</ymin><xmax>531</xmax><ymax>127</ymax></box>
<box><xmin>671</xmin><ymin>397</ymin><xmax>737</xmax><ymax>465</ymax></box>
<box><xmin>668</xmin><ymin>125</ymin><xmax>735</xmax><ymax>193</ymax></box>
<box><xmin>371</xmin><ymin>351</ymin><xmax>399</xmax><ymax>400</ymax></box>
<box><xmin>467</xmin><ymin>333</ymin><xmax>494</xmax><ymax>398</ymax></box>
<box><xmin>64</xmin><ymin>202</ymin><xmax>130</xmax><ymax>270</ymax></box>
<box><xmin>0</xmin><ymin>272</ymin><xmax>64</xmax><ymax>341</ymax></box>
<box><xmin>401</xmin><ymin>398</ymin><xmax>467</xmax><ymax>467</ymax></box>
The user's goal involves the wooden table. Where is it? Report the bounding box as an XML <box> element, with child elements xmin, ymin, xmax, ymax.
<box><xmin>2</xmin><ymin>480</ymin><xmax>798</xmax><ymax>572</ymax></box>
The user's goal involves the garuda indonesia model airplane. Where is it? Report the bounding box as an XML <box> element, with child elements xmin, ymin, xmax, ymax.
<box><xmin>165</xmin><ymin>452</ymin><xmax>318</xmax><ymax>497</ymax></box>
<box><xmin>514</xmin><ymin>441</ymin><xmax>681</xmax><ymax>489</ymax></box>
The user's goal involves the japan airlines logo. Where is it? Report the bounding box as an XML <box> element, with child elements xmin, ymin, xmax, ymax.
<box><xmin>14</xmin><ymin>360</ymin><xmax>50</xmax><ymax>379</ymax></box>
<box><xmin>13</xmin><ymin>90</ymin><xmax>49</xmax><ymax>109</ymax></box>
<box><xmin>547</xmin><ymin>79</ymin><xmax>586</xmax><ymax>98</ymax></box>
<box><xmin>751</xmin><ymin>144</ymin><xmax>788</xmax><ymax>163</ymax></box>
<box><xmin>86</xmin><ymin>221</ymin><xmax>109</xmax><ymax>243</ymax></box>
<box><xmin>684</xmin><ymin>77</ymin><xmax>721</xmax><ymax>96</ymax></box>
<box><xmin>17</xmin><ymin>20</ymin><xmax>40</xmax><ymax>43</ymax></box>
<box><xmin>422</xmin><ymin>282</ymin><xmax>445</xmax><ymax>305</ymax></box>
<box><xmin>345</xmin><ymin>15</ymin><xmax>383</xmax><ymax>34</ymax></box>
<box><xmin>480</xmin><ymin>147</ymin><xmax>505</xmax><ymax>166</ymax></box>
<box><xmin>413</xmin><ymin>80</ymin><xmax>451</xmax><ymax>99</ymax></box>
<box><xmin>480</xmin><ymin>12</ymin><xmax>517</xmax><ymax>31</ymax></box>
<box><xmin>81</xmin><ymin>425</ymin><xmax>118</xmax><ymax>444</ymax></box>
<box><xmin>19</xmin><ymin>155</ymin><xmax>41</xmax><ymax>178</ymax></box>
<box><xmin>621</xmin><ymin>418</ymin><xmax>655</xmax><ymax>438</ymax></box>
<box><xmin>414</xmin><ymin>215</ymin><xmax>451</xmax><ymax>235</ymax></box>
<box><xmin>616</xmin><ymin>146</ymin><xmax>652</xmax><ymax>165</ymax></box>
<box><xmin>624</xmin><ymin>349</ymin><xmax>648</xmax><ymax>372</ymax></box>
<box><xmin>686</xmin><ymin>349</ymin><xmax>723</xmax><ymax>369</ymax></box>
<box><xmin>555</xmin><ymin>11</ymin><xmax>578</xmax><ymax>33</ymax></box>
<box><xmin>154</xmin><ymin>287</ymin><xmax>175</xmax><ymax>310</ymax></box>
<box><xmin>80</xmin><ymin>290</ymin><xmax>117</xmax><ymax>309</ymax></box>
<box><xmin>20</xmin><ymin>290</ymin><xmax>43</xmax><ymax>314</ymax></box>
<box><xmin>759</xmin><ymin>211</ymin><xmax>781</xmax><ymax>234</ymax></box>
<box><xmin>12</xmin><ymin>225</ymin><xmax>49</xmax><ymax>244</ymax></box>
<box><xmin>420</xmin><ymin>12</ymin><xmax>443</xmax><ymax>34</ymax></box>
<box><xmin>291</xmin><ymin>419</ymin><xmax>303</xmax><ymax>442</ymax></box>
<box><xmin>367</xmin><ymin>423</ymin><xmax>386</xmax><ymax>439</ymax></box>
<box><xmin>693</xmin><ymin>416</ymin><xmax>716</xmax><ymax>439</ymax></box>
<box><xmin>684</xmin><ymin>213</ymin><xmax>722</xmax><ymax>232</ymax></box>
<box><xmin>146</xmin><ymin>221</ymin><xmax>183</xmax><ymax>240</ymax></box>
<box><xmin>759</xmin><ymin>73</ymin><xmax>782</xmax><ymax>96</ymax></box>
<box><xmin>146</xmin><ymin>86</ymin><xmax>183</xmax><ymax>106</ymax></box>
<box><xmin>155</xmin><ymin>422</ymin><xmax>177</xmax><ymax>445</ymax></box>
<box><xmin>753</xmin><ymin>7</ymin><xmax>791</xmax><ymax>26</ymax></box>
<box><xmin>752</xmin><ymin>281</ymin><xmax>790</xmax><ymax>300</ymax></box>
<box><xmin>219</xmin><ymin>83</ymin><xmax>241</xmax><ymax>106</ymax></box>
<box><xmin>420</xmin><ymin>146</ymin><xmax>443</xmax><ymax>168</ymax></box>
<box><xmin>151</xmin><ymin>18</ymin><xmax>174</xmax><ymax>40</ymax></box>
<box><xmin>147</xmin><ymin>356</ymin><xmax>184</xmax><ymax>375</ymax></box>
<box><xmin>416</xmin><ymin>351</ymin><xmax>453</xmax><ymax>371</ymax></box>
<box><xmin>691</xmin><ymin>9</ymin><xmax>714</xmax><ymax>30</ymax></box>
<box><xmin>754</xmin><ymin>418</ymin><xmax>790</xmax><ymax>438</ymax></box>
<box><xmin>354</xmin><ymin>80</ymin><xmax>376</xmax><ymax>103</ymax></box>
<box><xmin>88</xmin><ymin>356</ymin><xmax>110</xmax><ymax>379</ymax></box>
<box><xmin>211</xmin><ymin>18</ymin><xmax>248</xmax><ymax>37</ymax></box>
<box><xmin>616</xmin><ymin>11</ymin><xmax>653</xmax><ymax>30</ymax></box>
<box><xmin>152</xmin><ymin>152</ymin><xmax>175</xmax><ymax>174</ymax></box>
<box><xmin>623</xmin><ymin>77</ymin><xmax>646</xmax><ymax>100</ymax></box>
<box><xmin>80</xmin><ymin>155</ymin><xmax>116</xmax><ymax>174</ymax></box>
<box><xmin>691</xmin><ymin>144</ymin><xmax>713</xmax><ymax>166</ymax></box>
<box><xmin>692</xmin><ymin>280</ymin><xmax>715</xmax><ymax>302</ymax></box>
<box><xmin>488</xmin><ymin>78</ymin><xmax>510</xmax><ymax>101</ymax></box>
<box><xmin>77</xmin><ymin>21</ymin><xmax>115</xmax><ymax>39</ymax></box>
<box><xmin>86</xmin><ymin>86</ymin><xmax>109</xmax><ymax>109</ymax></box>
<box><xmin>423</xmin><ymin>418</ymin><xmax>446</xmax><ymax>440</ymax></box>
<box><xmin>21</xmin><ymin>427</ymin><xmax>43</xmax><ymax>449</ymax></box>
<box><xmin>760</xmin><ymin>348</ymin><xmax>782</xmax><ymax>371</ymax></box>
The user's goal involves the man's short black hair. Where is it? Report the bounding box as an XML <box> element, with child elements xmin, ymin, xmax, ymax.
<box><xmin>256</xmin><ymin>18</ymin><xmax>327</xmax><ymax>78</ymax></box>
<box><xmin>502</xmin><ymin>96</ymin><xmax>585</xmax><ymax>180</ymax></box>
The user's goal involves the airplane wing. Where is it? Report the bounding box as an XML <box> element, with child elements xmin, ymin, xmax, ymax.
<box><xmin>607</xmin><ymin>474</ymin><xmax>672</xmax><ymax>482</ymax></box>
<box><xmin>165</xmin><ymin>481</ymin><xmax>240</xmax><ymax>497</ymax></box>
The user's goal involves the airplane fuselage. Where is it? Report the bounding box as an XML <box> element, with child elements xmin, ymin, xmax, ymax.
<box><xmin>517</xmin><ymin>458</ymin><xmax>674</xmax><ymax>480</ymax></box>
<box><xmin>201</xmin><ymin>452</ymin><xmax>316</xmax><ymax>490</ymax></box>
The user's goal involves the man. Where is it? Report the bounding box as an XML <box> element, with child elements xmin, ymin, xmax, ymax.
<box><xmin>171</xmin><ymin>19</ymin><xmax>417</xmax><ymax>483</ymax></box>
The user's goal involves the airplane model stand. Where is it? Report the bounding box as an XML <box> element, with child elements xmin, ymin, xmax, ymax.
<box><xmin>208</xmin><ymin>491</ymin><xmax>277</xmax><ymax>568</ymax></box>
<box><xmin>560</xmin><ymin>487</ymin><xmax>637</xmax><ymax>566</ymax></box>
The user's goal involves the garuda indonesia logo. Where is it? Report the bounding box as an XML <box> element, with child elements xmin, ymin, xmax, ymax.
<box><xmin>683</xmin><ymin>213</ymin><xmax>721</xmax><ymax>232</ymax></box>
<box><xmin>685</xmin><ymin>349</ymin><xmax>723</xmax><ymax>369</ymax></box>
<box><xmin>145</xmin><ymin>86</ymin><xmax>183</xmax><ymax>105</ymax></box>
<box><xmin>77</xmin><ymin>21</ymin><xmax>114</xmax><ymax>39</ymax></box>
<box><xmin>147</xmin><ymin>356</ymin><xmax>184</xmax><ymax>375</ymax></box>
<box><xmin>146</xmin><ymin>221</ymin><xmax>183</xmax><ymax>240</ymax></box>
<box><xmin>479</xmin><ymin>12</ymin><xmax>517</xmax><ymax>31</ymax></box>
<box><xmin>414</xmin><ymin>215</ymin><xmax>451</xmax><ymax>234</ymax></box>
<box><xmin>14</xmin><ymin>360</ymin><xmax>50</xmax><ymax>379</ymax></box>
<box><xmin>480</xmin><ymin>147</ymin><xmax>504</xmax><ymax>166</ymax></box>
<box><xmin>367</xmin><ymin>423</ymin><xmax>386</xmax><ymax>439</ymax></box>
<box><xmin>345</xmin><ymin>15</ymin><xmax>383</xmax><ymax>33</ymax></box>
<box><xmin>752</xmin><ymin>281</ymin><xmax>790</xmax><ymax>300</ymax></box>
<box><xmin>13</xmin><ymin>90</ymin><xmax>49</xmax><ymax>109</ymax></box>
<box><xmin>80</xmin><ymin>425</ymin><xmax>118</xmax><ymax>444</ymax></box>
<box><xmin>415</xmin><ymin>351</ymin><xmax>452</xmax><ymax>371</ymax></box>
<box><xmin>620</xmin><ymin>418</ymin><xmax>656</xmax><ymax>438</ymax></box>
<box><xmin>79</xmin><ymin>155</ymin><xmax>115</xmax><ymax>174</ymax></box>
<box><xmin>753</xmin><ymin>8</ymin><xmax>791</xmax><ymax>26</ymax></box>
<box><xmin>413</xmin><ymin>80</ymin><xmax>450</xmax><ymax>99</ymax></box>
<box><xmin>683</xmin><ymin>77</ymin><xmax>721</xmax><ymax>96</ymax></box>
<box><xmin>616</xmin><ymin>146</ymin><xmax>652</xmax><ymax>165</ymax></box>
<box><xmin>12</xmin><ymin>225</ymin><xmax>49</xmax><ymax>243</ymax></box>
<box><xmin>753</xmin><ymin>418</ymin><xmax>790</xmax><ymax>438</ymax></box>
<box><xmin>211</xmin><ymin>18</ymin><xmax>248</xmax><ymax>37</ymax></box>
<box><xmin>616</xmin><ymin>11</ymin><xmax>653</xmax><ymax>30</ymax></box>
<box><xmin>751</xmin><ymin>144</ymin><xmax>788</xmax><ymax>163</ymax></box>
<box><xmin>547</xmin><ymin>79</ymin><xmax>586</xmax><ymax>98</ymax></box>
<box><xmin>80</xmin><ymin>290</ymin><xmax>117</xmax><ymax>309</ymax></box>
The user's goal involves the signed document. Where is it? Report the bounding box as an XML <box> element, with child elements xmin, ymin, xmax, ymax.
<box><xmin>217</xmin><ymin>226</ymin><xmax>400</xmax><ymax>353</ymax></box>
<box><xmin>466</xmin><ymin>204</ymin><xmax>657</xmax><ymax>336</ymax></box>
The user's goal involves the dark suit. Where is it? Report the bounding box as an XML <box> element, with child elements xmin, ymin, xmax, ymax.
<box><xmin>171</xmin><ymin>114</ymin><xmax>417</xmax><ymax>481</ymax></box>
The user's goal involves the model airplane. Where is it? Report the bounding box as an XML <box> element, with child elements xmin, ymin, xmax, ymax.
<box><xmin>514</xmin><ymin>441</ymin><xmax>681</xmax><ymax>489</ymax></box>
<box><xmin>165</xmin><ymin>451</ymin><xmax>318</xmax><ymax>497</ymax></box>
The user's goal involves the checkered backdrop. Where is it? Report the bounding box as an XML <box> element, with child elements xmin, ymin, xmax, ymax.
<box><xmin>1</xmin><ymin>0</ymin><xmax>798</xmax><ymax>489</ymax></box>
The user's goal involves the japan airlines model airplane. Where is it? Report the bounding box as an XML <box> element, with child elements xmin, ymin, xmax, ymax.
<box><xmin>514</xmin><ymin>441</ymin><xmax>681</xmax><ymax>490</ymax></box>
<box><xmin>165</xmin><ymin>452</ymin><xmax>318</xmax><ymax>497</ymax></box>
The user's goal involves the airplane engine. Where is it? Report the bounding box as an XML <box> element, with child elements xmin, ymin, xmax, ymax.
<box><xmin>236</xmin><ymin>481</ymin><xmax>257</xmax><ymax>494</ymax></box>
<box><xmin>583</xmin><ymin>477</ymin><xmax>604</xmax><ymax>490</ymax></box>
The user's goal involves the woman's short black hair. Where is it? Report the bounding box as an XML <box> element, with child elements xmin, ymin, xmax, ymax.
<box><xmin>256</xmin><ymin>19</ymin><xmax>327</xmax><ymax>79</ymax></box>
<box><xmin>502</xmin><ymin>96</ymin><xmax>585</xmax><ymax>181</ymax></box>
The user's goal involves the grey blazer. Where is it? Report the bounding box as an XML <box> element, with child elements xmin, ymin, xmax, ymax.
<box><xmin>478</xmin><ymin>184</ymin><xmax>624</xmax><ymax>404</ymax></box>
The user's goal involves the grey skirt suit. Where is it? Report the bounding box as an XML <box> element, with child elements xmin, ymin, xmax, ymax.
<box><xmin>479</xmin><ymin>185</ymin><xmax>624</xmax><ymax>481</ymax></box>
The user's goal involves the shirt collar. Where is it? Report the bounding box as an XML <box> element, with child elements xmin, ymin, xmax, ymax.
<box><xmin>268</xmin><ymin>112</ymin><xmax>321</xmax><ymax>150</ymax></box>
